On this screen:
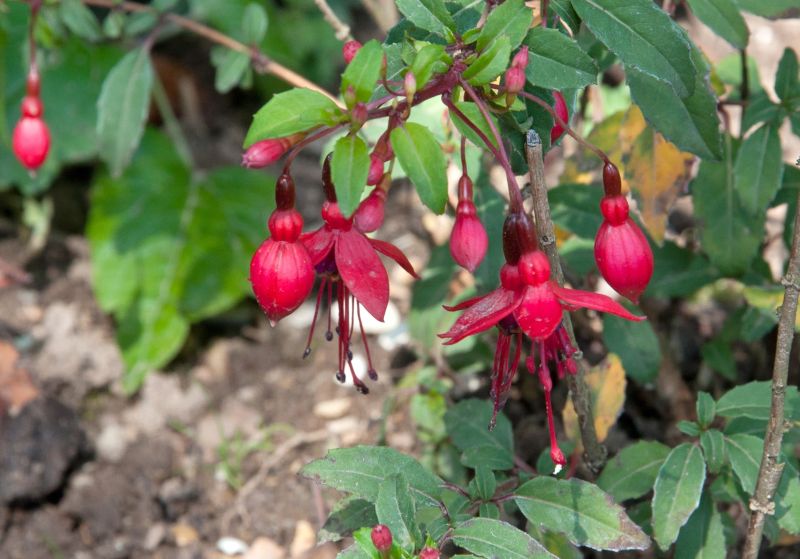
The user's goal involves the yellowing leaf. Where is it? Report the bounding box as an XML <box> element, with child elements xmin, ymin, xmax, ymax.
<box><xmin>743</xmin><ymin>287</ymin><xmax>800</xmax><ymax>331</ymax></box>
<box><xmin>622</xmin><ymin>106</ymin><xmax>694</xmax><ymax>242</ymax></box>
<box><xmin>563</xmin><ymin>354</ymin><xmax>626</xmax><ymax>445</ymax></box>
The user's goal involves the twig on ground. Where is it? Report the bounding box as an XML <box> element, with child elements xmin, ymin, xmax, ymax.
<box><xmin>524</xmin><ymin>130</ymin><xmax>607</xmax><ymax>474</ymax></box>
<box><xmin>742</xmin><ymin>190</ymin><xmax>800</xmax><ymax>558</ymax></box>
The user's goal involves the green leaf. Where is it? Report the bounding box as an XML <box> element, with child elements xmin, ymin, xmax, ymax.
<box><xmin>476</xmin><ymin>0</ymin><xmax>533</xmax><ymax>52</ymax></box>
<box><xmin>96</xmin><ymin>48</ymin><xmax>154</xmax><ymax>177</ymax></box>
<box><xmin>331</xmin><ymin>135</ymin><xmax>370</xmax><ymax>217</ymax></box>
<box><xmin>395</xmin><ymin>0</ymin><xmax>455</xmax><ymax>38</ymax></box>
<box><xmin>452</xmin><ymin>518</ymin><xmax>557</xmax><ymax>559</ymax></box>
<box><xmin>776</xmin><ymin>461</ymin><xmax>800</xmax><ymax>534</ymax></box>
<box><xmin>342</xmin><ymin>40</ymin><xmax>385</xmax><ymax>105</ymax></box>
<box><xmin>628</xmin><ymin>46</ymin><xmax>722</xmax><ymax>160</ymax></box>
<box><xmin>674</xmin><ymin>491</ymin><xmax>726</xmax><ymax>559</ymax></box>
<box><xmin>336</xmin><ymin>545</ymin><xmax>372</xmax><ymax>559</ymax></box>
<box><xmin>352</xmin><ymin>527</ymin><xmax>381</xmax><ymax>559</ymax></box>
<box><xmin>478</xmin><ymin>503</ymin><xmax>500</xmax><ymax>519</ymax></box>
<box><xmin>515</xmin><ymin>477</ymin><xmax>650</xmax><ymax>551</ymax></box>
<box><xmin>651</xmin><ymin>443</ymin><xmax>707</xmax><ymax>550</ymax></box>
<box><xmin>244</xmin><ymin>88</ymin><xmax>343</xmax><ymax>146</ymax></box>
<box><xmin>409</xmin><ymin>43</ymin><xmax>450</xmax><ymax>89</ymax></box>
<box><xmin>717</xmin><ymin>381</ymin><xmax>800</xmax><ymax>421</ymax></box>
<box><xmin>460</xmin><ymin>445</ymin><xmax>515</xmax><ymax>471</ymax></box>
<box><xmin>523</xmin><ymin>27</ymin><xmax>597</xmax><ymax>89</ymax></box>
<box><xmin>734</xmin><ymin>0</ymin><xmax>799</xmax><ymax>18</ymax></box>
<box><xmin>692</xmin><ymin>139</ymin><xmax>761</xmax><ymax>275</ymax></box>
<box><xmin>572</xmin><ymin>0</ymin><xmax>695</xmax><ymax>97</ymax></box>
<box><xmin>450</xmin><ymin>101</ymin><xmax>499</xmax><ymax>150</ymax></box>
<box><xmin>242</xmin><ymin>2</ymin><xmax>268</xmax><ymax>44</ymax></box>
<box><xmin>550</xmin><ymin>0</ymin><xmax>582</xmax><ymax>32</ymax></box>
<box><xmin>548</xmin><ymin>184</ymin><xmax>604</xmax><ymax>239</ymax></box>
<box><xmin>376</xmin><ymin>474</ymin><xmax>421</xmax><ymax>551</ymax></box>
<box><xmin>775</xmin><ymin>48</ymin><xmax>800</xmax><ymax>103</ymax></box>
<box><xmin>444</xmin><ymin>399</ymin><xmax>514</xmax><ymax>458</ymax></box>
<box><xmin>700</xmin><ymin>429</ymin><xmax>727</xmax><ymax>474</ymax></box>
<box><xmin>734</xmin><ymin>124</ymin><xmax>784</xmax><ymax>215</ymax></box>
<box><xmin>390</xmin><ymin>122</ymin><xmax>448</xmax><ymax>213</ymax></box>
<box><xmin>319</xmin><ymin>498</ymin><xmax>378</xmax><ymax>543</ymax></box>
<box><xmin>301</xmin><ymin>446</ymin><xmax>443</xmax><ymax>507</ymax></box>
<box><xmin>602</xmin><ymin>313</ymin><xmax>661</xmax><ymax>383</ymax></box>
<box><xmin>470</xmin><ymin>466</ymin><xmax>496</xmax><ymax>500</ymax></box>
<box><xmin>701</xmin><ymin>339</ymin><xmax>737</xmax><ymax>380</ymax></box>
<box><xmin>678</xmin><ymin>421</ymin><xmax>702</xmax><ymax>437</ymax></box>
<box><xmin>686</xmin><ymin>0</ymin><xmax>749</xmax><ymax>49</ymax></box>
<box><xmin>725</xmin><ymin>433</ymin><xmax>762</xmax><ymax>494</ymax></box>
<box><xmin>597</xmin><ymin>441</ymin><xmax>671</xmax><ymax>502</ymax></box>
<box><xmin>463</xmin><ymin>36</ymin><xmax>511</xmax><ymax>85</ymax></box>
<box><xmin>646</xmin><ymin>241</ymin><xmax>718</xmax><ymax>298</ymax></box>
<box><xmin>211</xmin><ymin>47</ymin><xmax>250</xmax><ymax>93</ymax></box>
<box><xmin>60</xmin><ymin>0</ymin><xmax>103</xmax><ymax>41</ymax></box>
<box><xmin>696</xmin><ymin>392</ymin><xmax>716</xmax><ymax>428</ymax></box>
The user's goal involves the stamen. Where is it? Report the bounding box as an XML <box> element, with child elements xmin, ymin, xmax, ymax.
<box><xmin>357</xmin><ymin>305</ymin><xmax>378</xmax><ymax>380</ymax></box>
<box><xmin>325</xmin><ymin>281</ymin><xmax>334</xmax><ymax>341</ymax></box>
<box><xmin>538</xmin><ymin>340</ymin><xmax>565</xmax><ymax>472</ymax></box>
<box><xmin>303</xmin><ymin>278</ymin><xmax>327</xmax><ymax>358</ymax></box>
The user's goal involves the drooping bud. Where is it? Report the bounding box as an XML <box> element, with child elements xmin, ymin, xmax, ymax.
<box><xmin>322</xmin><ymin>152</ymin><xmax>337</xmax><ymax>202</ymax></box>
<box><xmin>450</xmin><ymin>175</ymin><xmax>487</xmax><ymax>272</ymax></box>
<box><xmin>501</xmin><ymin>211</ymin><xmax>536</xmax><ymax>265</ymax></box>
<box><xmin>13</xmin><ymin>96</ymin><xmax>49</xmax><ymax>171</ymax></box>
<box><xmin>367</xmin><ymin>154</ymin><xmax>384</xmax><ymax>185</ymax></box>
<box><xmin>370</xmin><ymin>524</ymin><xmax>393</xmax><ymax>553</ymax></box>
<box><xmin>550</xmin><ymin>91</ymin><xmax>568</xmax><ymax>144</ymax></box>
<box><xmin>242</xmin><ymin>134</ymin><xmax>302</xmax><ymax>168</ymax></box>
<box><xmin>594</xmin><ymin>194</ymin><xmax>653</xmax><ymax>304</ymax></box>
<box><xmin>602</xmin><ymin>160</ymin><xmax>622</xmax><ymax>197</ymax></box>
<box><xmin>354</xmin><ymin>174</ymin><xmax>389</xmax><ymax>233</ymax></box>
<box><xmin>342</xmin><ymin>40</ymin><xmax>362</xmax><ymax>64</ymax></box>
<box><xmin>504</xmin><ymin>66</ymin><xmax>525</xmax><ymax>95</ymax></box>
<box><xmin>511</xmin><ymin>46</ymin><xmax>529</xmax><ymax>70</ymax></box>
<box><xmin>419</xmin><ymin>547</ymin><xmax>440</xmax><ymax>559</ymax></box>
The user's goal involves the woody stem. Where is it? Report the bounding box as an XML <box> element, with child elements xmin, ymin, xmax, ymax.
<box><xmin>524</xmin><ymin>130</ymin><xmax>607</xmax><ymax>474</ymax></box>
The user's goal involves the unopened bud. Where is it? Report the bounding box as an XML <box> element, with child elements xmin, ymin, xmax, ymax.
<box><xmin>367</xmin><ymin>154</ymin><xmax>384</xmax><ymax>185</ymax></box>
<box><xmin>404</xmin><ymin>72</ymin><xmax>417</xmax><ymax>102</ymax></box>
<box><xmin>419</xmin><ymin>547</ymin><xmax>440</xmax><ymax>559</ymax></box>
<box><xmin>550</xmin><ymin>91</ymin><xmax>569</xmax><ymax>144</ymax></box>
<box><xmin>370</xmin><ymin>524</ymin><xmax>393</xmax><ymax>552</ymax></box>
<box><xmin>504</xmin><ymin>66</ymin><xmax>525</xmax><ymax>95</ymax></box>
<box><xmin>351</xmin><ymin>102</ymin><xmax>368</xmax><ymax>129</ymax></box>
<box><xmin>242</xmin><ymin>135</ymin><xmax>300</xmax><ymax>168</ymax></box>
<box><xmin>511</xmin><ymin>46</ymin><xmax>529</xmax><ymax>70</ymax></box>
<box><xmin>342</xmin><ymin>40</ymin><xmax>362</xmax><ymax>64</ymax></box>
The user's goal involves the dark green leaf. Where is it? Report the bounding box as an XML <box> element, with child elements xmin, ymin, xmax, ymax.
<box><xmin>460</xmin><ymin>445</ymin><xmax>515</xmax><ymax>471</ymax></box>
<box><xmin>96</xmin><ymin>48</ymin><xmax>154</xmax><ymax>177</ymax></box>
<box><xmin>701</xmin><ymin>339</ymin><xmax>737</xmax><ymax>380</ymax></box>
<box><xmin>725</xmin><ymin>433</ymin><xmax>762</xmax><ymax>494</ymax></box>
<box><xmin>739</xmin><ymin>305</ymin><xmax>778</xmax><ymax>342</ymax></box>
<box><xmin>524</xmin><ymin>27</ymin><xmax>597</xmax><ymax>89</ymax></box>
<box><xmin>686</xmin><ymin>0</ymin><xmax>748</xmax><ymax>49</ymax></box>
<box><xmin>409</xmin><ymin>43</ymin><xmax>450</xmax><ymax>88</ymax></box>
<box><xmin>548</xmin><ymin>183</ymin><xmax>603</xmax><ymax>238</ymax></box>
<box><xmin>678</xmin><ymin>421</ymin><xmax>702</xmax><ymax>437</ymax></box>
<box><xmin>646</xmin><ymin>241</ymin><xmax>718</xmax><ymax>298</ymax></box>
<box><xmin>515</xmin><ymin>477</ymin><xmax>650</xmax><ymax>550</ymax></box>
<box><xmin>352</xmin><ymin>527</ymin><xmax>381</xmax><ymax>559</ymax></box>
<box><xmin>717</xmin><ymin>381</ymin><xmax>800</xmax><ymax>421</ymax></box>
<box><xmin>776</xmin><ymin>461</ymin><xmax>800</xmax><ymax>534</ymax></box>
<box><xmin>211</xmin><ymin>47</ymin><xmax>250</xmax><ymax>93</ymax></box>
<box><xmin>409</xmin><ymin>244</ymin><xmax>456</xmax><ymax>348</ymax></box>
<box><xmin>550</xmin><ymin>0</ymin><xmax>582</xmax><ymax>32</ymax></box>
<box><xmin>301</xmin><ymin>446</ymin><xmax>443</xmax><ymax>507</ymax></box>
<box><xmin>692</xmin><ymin>139</ymin><xmax>761</xmax><ymax>275</ymax></box>
<box><xmin>319</xmin><ymin>498</ymin><xmax>378</xmax><ymax>543</ymax></box>
<box><xmin>696</xmin><ymin>392</ymin><xmax>716</xmax><ymax>428</ymax></box>
<box><xmin>331</xmin><ymin>135</ymin><xmax>370</xmax><ymax>216</ymax></box>
<box><xmin>478</xmin><ymin>503</ymin><xmax>500</xmax><ymax>519</ymax></box>
<box><xmin>572</xmin><ymin>0</ymin><xmax>695</xmax><ymax>97</ymax></box>
<box><xmin>245</xmin><ymin>88</ymin><xmax>343</xmax><ymax>146</ymax></box>
<box><xmin>477</xmin><ymin>0</ymin><xmax>532</xmax><ymax>51</ymax></box>
<box><xmin>390</xmin><ymin>122</ymin><xmax>448</xmax><ymax>213</ymax></box>
<box><xmin>651</xmin><ymin>443</ymin><xmax>707</xmax><ymax>550</ymax></box>
<box><xmin>448</xmin><ymin>0</ymin><xmax>483</xmax><ymax>35</ymax></box>
<box><xmin>376</xmin><ymin>474</ymin><xmax>421</xmax><ymax>551</ymax></box>
<box><xmin>60</xmin><ymin>0</ymin><xmax>103</xmax><ymax>41</ymax></box>
<box><xmin>336</xmin><ymin>544</ymin><xmax>373</xmax><ymax>559</ymax></box>
<box><xmin>628</xmin><ymin>46</ymin><xmax>722</xmax><ymax>160</ymax></box>
<box><xmin>463</xmin><ymin>36</ymin><xmax>511</xmax><ymax>85</ymax></box>
<box><xmin>452</xmin><ymin>518</ymin><xmax>557</xmax><ymax>559</ymax></box>
<box><xmin>471</xmin><ymin>466</ymin><xmax>496</xmax><ymax>500</ymax></box>
<box><xmin>450</xmin><ymin>101</ymin><xmax>499</xmax><ymax>149</ymax></box>
<box><xmin>700</xmin><ymin>429</ymin><xmax>727</xmax><ymax>474</ymax></box>
<box><xmin>734</xmin><ymin>0</ymin><xmax>799</xmax><ymax>17</ymax></box>
<box><xmin>342</xmin><ymin>40</ymin><xmax>385</xmax><ymax>104</ymax></box>
<box><xmin>775</xmin><ymin>48</ymin><xmax>800</xmax><ymax>103</ymax></box>
<box><xmin>395</xmin><ymin>0</ymin><xmax>455</xmax><ymax>38</ymax></box>
<box><xmin>242</xmin><ymin>2</ymin><xmax>268</xmax><ymax>44</ymax></box>
<box><xmin>444</xmin><ymin>399</ymin><xmax>514</xmax><ymax>458</ymax></box>
<box><xmin>674</xmin><ymin>491</ymin><xmax>726</xmax><ymax>559</ymax></box>
<box><xmin>741</xmin><ymin>91</ymin><xmax>785</xmax><ymax>133</ymax></box>
<box><xmin>603</xmin><ymin>312</ymin><xmax>661</xmax><ymax>383</ymax></box>
<box><xmin>734</xmin><ymin>124</ymin><xmax>784</xmax><ymax>215</ymax></box>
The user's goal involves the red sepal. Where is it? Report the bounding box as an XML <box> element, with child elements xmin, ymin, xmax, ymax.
<box><xmin>336</xmin><ymin>229</ymin><xmax>389</xmax><ymax>321</ymax></box>
<box><xmin>369</xmin><ymin>238</ymin><xmax>419</xmax><ymax>279</ymax></box>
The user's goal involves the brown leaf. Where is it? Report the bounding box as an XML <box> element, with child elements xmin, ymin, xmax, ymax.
<box><xmin>0</xmin><ymin>341</ymin><xmax>39</xmax><ymax>414</ymax></box>
<box><xmin>563</xmin><ymin>354</ymin><xmax>626</xmax><ymax>445</ymax></box>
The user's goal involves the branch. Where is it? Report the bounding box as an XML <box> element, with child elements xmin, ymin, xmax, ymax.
<box><xmin>78</xmin><ymin>0</ymin><xmax>343</xmax><ymax>107</ymax></box>
<box><xmin>742</xmin><ymin>189</ymin><xmax>800</xmax><ymax>558</ymax></box>
<box><xmin>313</xmin><ymin>0</ymin><xmax>353</xmax><ymax>41</ymax></box>
<box><xmin>524</xmin><ymin>130</ymin><xmax>607</xmax><ymax>474</ymax></box>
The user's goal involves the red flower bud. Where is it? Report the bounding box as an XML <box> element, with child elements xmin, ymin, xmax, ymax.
<box><xmin>419</xmin><ymin>547</ymin><xmax>440</xmax><ymax>559</ymax></box>
<box><xmin>511</xmin><ymin>46</ymin><xmax>529</xmax><ymax>70</ymax></box>
<box><xmin>550</xmin><ymin>91</ymin><xmax>568</xmax><ymax>144</ymax></box>
<box><xmin>370</xmin><ymin>524</ymin><xmax>393</xmax><ymax>552</ymax></box>
<box><xmin>450</xmin><ymin>180</ymin><xmax>488</xmax><ymax>272</ymax></box>
<box><xmin>13</xmin><ymin>110</ymin><xmax>50</xmax><ymax>170</ymax></box>
<box><xmin>342</xmin><ymin>40</ymin><xmax>362</xmax><ymax>64</ymax></box>
<box><xmin>367</xmin><ymin>154</ymin><xmax>384</xmax><ymax>186</ymax></box>
<box><xmin>504</xmin><ymin>66</ymin><xmax>525</xmax><ymax>95</ymax></box>
<box><xmin>242</xmin><ymin>134</ymin><xmax>302</xmax><ymax>168</ymax></box>
<box><xmin>594</xmin><ymin>195</ymin><xmax>653</xmax><ymax>304</ymax></box>
<box><xmin>354</xmin><ymin>183</ymin><xmax>387</xmax><ymax>233</ymax></box>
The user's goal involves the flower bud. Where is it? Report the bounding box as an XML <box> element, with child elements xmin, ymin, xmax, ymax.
<box><xmin>602</xmin><ymin>160</ymin><xmax>622</xmax><ymax>196</ymax></box>
<box><xmin>550</xmin><ymin>91</ymin><xmax>568</xmax><ymax>144</ymax></box>
<box><xmin>450</xmin><ymin>199</ymin><xmax>488</xmax><ymax>272</ymax></box>
<box><xmin>342</xmin><ymin>40</ymin><xmax>362</xmax><ymax>64</ymax></box>
<box><xmin>404</xmin><ymin>72</ymin><xmax>417</xmax><ymax>102</ymax></box>
<box><xmin>370</xmin><ymin>524</ymin><xmax>393</xmax><ymax>552</ymax></box>
<box><xmin>594</xmin><ymin>194</ymin><xmax>653</xmax><ymax>304</ymax></box>
<box><xmin>367</xmin><ymin>154</ymin><xmax>384</xmax><ymax>186</ymax></box>
<box><xmin>419</xmin><ymin>547</ymin><xmax>440</xmax><ymax>559</ymax></box>
<box><xmin>13</xmin><ymin>114</ymin><xmax>50</xmax><ymax>170</ymax></box>
<box><xmin>504</xmin><ymin>66</ymin><xmax>525</xmax><ymax>95</ymax></box>
<box><xmin>354</xmin><ymin>180</ymin><xmax>387</xmax><ymax>233</ymax></box>
<box><xmin>511</xmin><ymin>46</ymin><xmax>529</xmax><ymax>70</ymax></box>
<box><xmin>242</xmin><ymin>134</ymin><xmax>302</xmax><ymax>168</ymax></box>
<box><xmin>351</xmin><ymin>102</ymin><xmax>368</xmax><ymax>130</ymax></box>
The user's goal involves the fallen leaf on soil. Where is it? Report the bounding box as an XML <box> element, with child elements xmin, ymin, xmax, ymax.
<box><xmin>0</xmin><ymin>341</ymin><xmax>39</xmax><ymax>414</ymax></box>
<box><xmin>171</xmin><ymin>522</ymin><xmax>199</xmax><ymax>547</ymax></box>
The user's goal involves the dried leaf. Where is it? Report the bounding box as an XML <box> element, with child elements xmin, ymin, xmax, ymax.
<box><xmin>563</xmin><ymin>353</ymin><xmax>626</xmax><ymax>445</ymax></box>
<box><xmin>0</xmin><ymin>341</ymin><xmax>39</xmax><ymax>414</ymax></box>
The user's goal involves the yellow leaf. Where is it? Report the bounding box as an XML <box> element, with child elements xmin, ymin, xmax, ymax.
<box><xmin>563</xmin><ymin>354</ymin><xmax>626</xmax><ymax>446</ymax></box>
<box><xmin>622</xmin><ymin>106</ymin><xmax>694</xmax><ymax>242</ymax></box>
<box><xmin>743</xmin><ymin>287</ymin><xmax>800</xmax><ymax>331</ymax></box>
<box><xmin>561</xmin><ymin>111</ymin><xmax>626</xmax><ymax>185</ymax></box>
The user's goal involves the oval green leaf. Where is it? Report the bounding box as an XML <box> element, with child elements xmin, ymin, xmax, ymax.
<box><xmin>390</xmin><ymin>122</ymin><xmax>448</xmax><ymax>213</ymax></box>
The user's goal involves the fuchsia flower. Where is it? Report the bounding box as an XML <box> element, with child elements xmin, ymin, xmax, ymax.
<box><xmin>594</xmin><ymin>162</ymin><xmax>654</xmax><ymax>303</ymax></box>
<box><xmin>242</xmin><ymin>133</ymin><xmax>303</xmax><ymax>168</ymax></box>
<box><xmin>13</xmin><ymin>70</ymin><xmax>49</xmax><ymax>171</ymax></box>
<box><xmin>550</xmin><ymin>91</ymin><xmax>568</xmax><ymax>144</ymax></box>
<box><xmin>450</xmin><ymin>174</ymin><xmax>487</xmax><ymax>272</ymax></box>
<box><xmin>300</xmin><ymin>155</ymin><xmax>417</xmax><ymax>392</ymax></box>
<box><xmin>504</xmin><ymin>47</ymin><xmax>528</xmax><ymax>96</ymax></box>
<box><xmin>440</xmin><ymin>211</ymin><xmax>644</xmax><ymax>468</ymax></box>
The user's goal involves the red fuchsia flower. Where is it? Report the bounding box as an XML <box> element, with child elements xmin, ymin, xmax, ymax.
<box><xmin>419</xmin><ymin>547</ymin><xmax>440</xmax><ymax>559</ymax></box>
<box><xmin>342</xmin><ymin>40</ymin><xmax>362</xmax><ymax>64</ymax></box>
<box><xmin>367</xmin><ymin>132</ymin><xmax>393</xmax><ymax>186</ymax></box>
<box><xmin>300</xmin><ymin>155</ymin><xmax>418</xmax><ymax>392</ymax></box>
<box><xmin>449</xmin><ymin>174</ymin><xmax>488</xmax><ymax>272</ymax></box>
<box><xmin>355</xmin><ymin>173</ymin><xmax>389</xmax><ymax>233</ymax></box>
<box><xmin>550</xmin><ymin>91</ymin><xmax>568</xmax><ymax>144</ymax></box>
<box><xmin>367</xmin><ymin>154</ymin><xmax>384</xmax><ymax>185</ymax></box>
<box><xmin>440</xmin><ymin>211</ymin><xmax>644</xmax><ymax>468</ymax></box>
<box><xmin>250</xmin><ymin>174</ymin><xmax>315</xmax><ymax>326</ymax></box>
<box><xmin>242</xmin><ymin>133</ymin><xmax>303</xmax><ymax>168</ymax></box>
<box><xmin>370</xmin><ymin>525</ymin><xmax>393</xmax><ymax>553</ymax></box>
<box><xmin>13</xmin><ymin>70</ymin><xmax>50</xmax><ymax>171</ymax></box>
<box><xmin>594</xmin><ymin>162</ymin><xmax>654</xmax><ymax>303</ymax></box>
